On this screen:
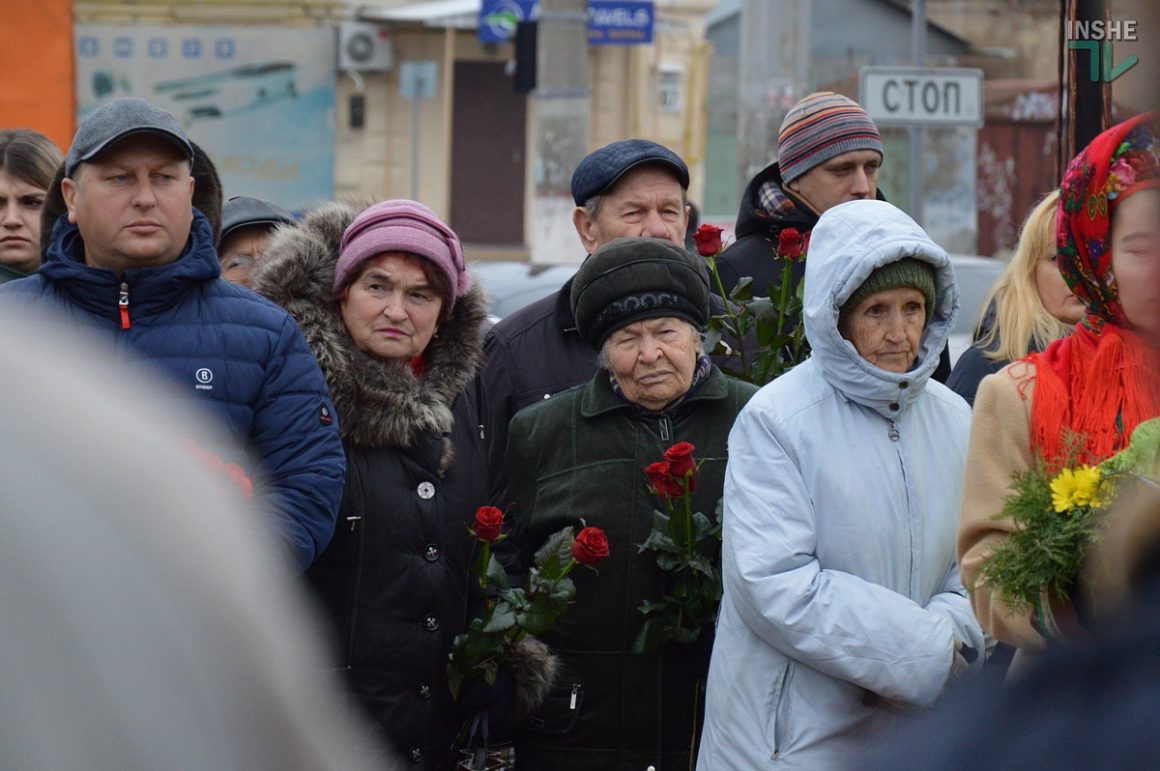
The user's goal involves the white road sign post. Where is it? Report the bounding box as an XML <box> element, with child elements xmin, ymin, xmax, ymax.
<box><xmin>859</xmin><ymin>66</ymin><xmax>984</xmax><ymax>128</ymax></box>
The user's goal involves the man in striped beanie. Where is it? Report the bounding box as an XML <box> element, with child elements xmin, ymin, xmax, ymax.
<box><xmin>714</xmin><ymin>91</ymin><xmax>884</xmax><ymax>300</ymax></box>
<box><xmin>713</xmin><ymin>92</ymin><xmax>952</xmax><ymax>380</ymax></box>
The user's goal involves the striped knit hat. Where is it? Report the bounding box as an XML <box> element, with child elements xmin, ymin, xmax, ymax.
<box><xmin>777</xmin><ymin>92</ymin><xmax>883</xmax><ymax>185</ymax></box>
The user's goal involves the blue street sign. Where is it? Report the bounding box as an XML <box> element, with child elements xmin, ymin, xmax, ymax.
<box><xmin>588</xmin><ymin>0</ymin><xmax>654</xmax><ymax>45</ymax></box>
<box><xmin>479</xmin><ymin>0</ymin><xmax>539</xmax><ymax>44</ymax></box>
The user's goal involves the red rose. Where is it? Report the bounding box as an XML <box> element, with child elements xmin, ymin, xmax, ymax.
<box><xmin>472</xmin><ymin>505</ymin><xmax>505</xmax><ymax>542</ymax></box>
<box><xmin>664</xmin><ymin>441</ymin><xmax>697</xmax><ymax>479</ymax></box>
<box><xmin>645</xmin><ymin>461</ymin><xmax>684</xmax><ymax>498</ymax></box>
<box><xmin>692</xmin><ymin>224</ymin><xmax>724</xmax><ymax>257</ymax></box>
<box><xmin>777</xmin><ymin>227</ymin><xmax>803</xmax><ymax>261</ymax></box>
<box><xmin>572</xmin><ymin>526</ymin><xmax>610</xmax><ymax>566</ymax></box>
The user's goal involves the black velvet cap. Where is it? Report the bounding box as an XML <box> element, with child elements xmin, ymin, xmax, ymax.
<box><xmin>570</xmin><ymin>237</ymin><xmax>710</xmax><ymax>349</ymax></box>
<box><xmin>570</xmin><ymin>139</ymin><xmax>689</xmax><ymax>206</ymax></box>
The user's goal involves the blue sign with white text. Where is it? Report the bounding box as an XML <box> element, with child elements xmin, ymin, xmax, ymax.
<box><xmin>479</xmin><ymin>0</ymin><xmax>539</xmax><ymax>44</ymax></box>
<box><xmin>587</xmin><ymin>0</ymin><xmax>654</xmax><ymax>45</ymax></box>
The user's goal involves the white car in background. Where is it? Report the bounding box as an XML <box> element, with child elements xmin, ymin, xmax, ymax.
<box><xmin>947</xmin><ymin>254</ymin><xmax>1007</xmax><ymax>365</ymax></box>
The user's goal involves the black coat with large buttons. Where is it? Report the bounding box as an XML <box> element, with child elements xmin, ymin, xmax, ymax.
<box><xmin>252</xmin><ymin>201</ymin><xmax>491</xmax><ymax>769</ymax></box>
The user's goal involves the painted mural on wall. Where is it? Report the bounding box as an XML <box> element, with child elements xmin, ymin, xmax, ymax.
<box><xmin>75</xmin><ymin>25</ymin><xmax>335</xmax><ymax>212</ymax></box>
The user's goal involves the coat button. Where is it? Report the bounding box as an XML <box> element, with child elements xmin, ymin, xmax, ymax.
<box><xmin>417</xmin><ymin>481</ymin><xmax>435</xmax><ymax>499</ymax></box>
<box><xmin>889</xmin><ymin>402</ymin><xmax>900</xmax><ymax>411</ymax></box>
<box><xmin>409</xmin><ymin>747</ymin><xmax>422</xmax><ymax>763</ymax></box>
<box><xmin>424</xmin><ymin>614</ymin><xmax>439</xmax><ymax>632</ymax></box>
<box><xmin>899</xmin><ymin>381</ymin><xmax>909</xmax><ymax>389</ymax></box>
<box><xmin>417</xmin><ymin>683</ymin><xmax>432</xmax><ymax>699</ymax></box>
<box><xmin>424</xmin><ymin>544</ymin><xmax>440</xmax><ymax>562</ymax></box>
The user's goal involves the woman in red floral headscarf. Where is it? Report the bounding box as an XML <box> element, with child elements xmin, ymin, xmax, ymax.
<box><xmin>958</xmin><ymin>113</ymin><xmax>1160</xmax><ymax>663</ymax></box>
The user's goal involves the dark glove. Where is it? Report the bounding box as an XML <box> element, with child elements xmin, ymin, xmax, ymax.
<box><xmin>458</xmin><ymin>669</ymin><xmax>517</xmax><ymax>740</ymax></box>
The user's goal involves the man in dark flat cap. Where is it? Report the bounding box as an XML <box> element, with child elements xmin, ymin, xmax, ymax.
<box><xmin>504</xmin><ymin>236</ymin><xmax>758</xmax><ymax>770</ymax></box>
<box><xmin>480</xmin><ymin>138</ymin><xmax>742</xmax><ymax>510</ymax></box>
<box><xmin>217</xmin><ymin>195</ymin><xmax>297</xmax><ymax>286</ymax></box>
<box><xmin>0</xmin><ymin>96</ymin><xmax>344</xmax><ymax>572</ymax></box>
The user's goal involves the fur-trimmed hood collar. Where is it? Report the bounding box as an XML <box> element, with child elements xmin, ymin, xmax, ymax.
<box><xmin>251</xmin><ymin>200</ymin><xmax>487</xmax><ymax>462</ymax></box>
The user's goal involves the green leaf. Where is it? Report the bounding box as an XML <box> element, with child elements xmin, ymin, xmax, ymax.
<box><xmin>729</xmin><ymin>276</ymin><xmax>754</xmax><ymax>302</ymax></box>
<box><xmin>534</xmin><ymin>525</ymin><xmax>574</xmax><ymax>578</ymax></box>
<box><xmin>482</xmin><ymin>604</ymin><xmax>518</xmax><ymax>633</ymax></box>
<box><xmin>747</xmin><ymin>297</ymin><xmax>777</xmax><ymax>322</ymax></box>
<box><xmin>703</xmin><ymin>327</ymin><xmax>724</xmax><ymax>356</ymax></box>
<box><xmin>498</xmin><ymin>587</ymin><xmax>528</xmax><ymax>608</ymax></box>
<box><xmin>633</xmin><ymin>617</ymin><xmax>674</xmax><ymax>654</ymax></box>
<box><xmin>486</xmin><ymin>554</ymin><xmax>510</xmax><ymax>591</ymax></box>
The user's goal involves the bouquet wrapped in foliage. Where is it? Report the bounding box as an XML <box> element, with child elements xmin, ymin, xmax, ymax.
<box><xmin>635</xmin><ymin>441</ymin><xmax>723</xmax><ymax>654</ymax></box>
<box><xmin>448</xmin><ymin>507</ymin><xmax>609</xmax><ymax>696</ymax></box>
<box><xmin>976</xmin><ymin>419</ymin><xmax>1160</xmax><ymax>635</ymax></box>
<box><xmin>692</xmin><ymin>223</ymin><xmax>810</xmax><ymax>386</ymax></box>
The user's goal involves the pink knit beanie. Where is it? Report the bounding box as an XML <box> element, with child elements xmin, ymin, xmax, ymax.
<box><xmin>333</xmin><ymin>200</ymin><xmax>469</xmax><ymax>308</ymax></box>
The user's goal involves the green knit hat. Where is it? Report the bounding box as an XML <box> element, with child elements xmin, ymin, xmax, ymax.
<box><xmin>840</xmin><ymin>258</ymin><xmax>937</xmax><ymax>324</ymax></box>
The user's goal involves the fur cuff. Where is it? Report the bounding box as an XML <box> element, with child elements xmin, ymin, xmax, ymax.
<box><xmin>509</xmin><ymin>636</ymin><xmax>558</xmax><ymax>722</ymax></box>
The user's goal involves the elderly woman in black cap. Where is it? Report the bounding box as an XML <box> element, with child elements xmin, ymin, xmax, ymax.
<box><xmin>504</xmin><ymin>236</ymin><xmax>758</xmax><ymax>771</ymax></box>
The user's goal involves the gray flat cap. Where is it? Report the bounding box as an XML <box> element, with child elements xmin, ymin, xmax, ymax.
<box><xmin>65</xmin><ymin>97</ymin><xmax>194</xmax><ymax>177</ymax></box>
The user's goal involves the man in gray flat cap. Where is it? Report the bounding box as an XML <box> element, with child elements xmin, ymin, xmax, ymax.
<box><xmin>0</xmin><ymin>96</ymin><xmax>345</xmax><ymax>572</ymax></box>
<box><xmin>480</xmin><ymin>138</ymin><xmax>744</xmax><ymax>511</ymax></box>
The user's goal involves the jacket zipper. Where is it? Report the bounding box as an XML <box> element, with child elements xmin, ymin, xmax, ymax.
<box><xmin>887</xmin><ymin>418</ymin><xmax>900</xmax><ymax>441</ymax></box>
<box><xmin>118</xmin><ymin>281</ymin><xmax>131</xmax><ymax>329</ymax></box>
<box><xmin>659</xmin><ymin>416</ymin><xmax>671</xmax><ymax>441</ymax></box>
<box><xmin>344</xmin><ymin>463</ymin><xmax>367</xmax><ymax>669</ymax></box>
<box><xmin>772</xmin><ymin>662</ymin><xmax>795</xmax><ymax>757</ymax></box>
<box><xmin>569</xmin><ymin>683</ymin><xmax>580</xmax><ymax>709</ymax></box>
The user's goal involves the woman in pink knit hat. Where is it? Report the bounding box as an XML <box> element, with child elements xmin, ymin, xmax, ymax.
<box><xmin>252</xmin><ymin>200</ymin><xmax>554</xmax><ymax>769</ymax></box>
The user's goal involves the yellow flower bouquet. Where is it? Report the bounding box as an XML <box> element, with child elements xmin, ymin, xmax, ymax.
<box><xmin>976</xmin><ymin>419</ymin><xmax>1160</xmax><ymax>630</ymax></box>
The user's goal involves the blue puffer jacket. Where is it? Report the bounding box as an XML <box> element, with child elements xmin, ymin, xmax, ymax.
<box><xmin>0</xmin><ymin>210</ymin><xmax>345</xmax><ymax>570</ymax></box>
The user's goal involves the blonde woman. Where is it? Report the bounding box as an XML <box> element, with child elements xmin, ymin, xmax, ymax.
<box><xmin>947</xmin><ymin>190</ymin><xmax>1084</xmax><ymax>406</ymax></box>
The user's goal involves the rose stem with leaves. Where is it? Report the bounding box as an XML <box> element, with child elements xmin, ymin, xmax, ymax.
<box><xmin>775</xmin><ymin>258</ymin><xmax>793</xmax><ymax>342</ymax></box>
<box><xmin>704</xmin><ymin>253</ymin><xmax>749</xmax><ymax>375</ymax></box>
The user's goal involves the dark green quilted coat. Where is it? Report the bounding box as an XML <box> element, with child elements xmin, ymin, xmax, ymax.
<box><xmin>505</xmin><ymin>366</ymin><xmax>757</xmax><ymax>771</ymax></box>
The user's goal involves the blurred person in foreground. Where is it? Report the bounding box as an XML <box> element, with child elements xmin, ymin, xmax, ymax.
<box><xmin>0</xmin><ymin>129</ymin><xmax>62</xmax><ymax>281</ymax></box>
<box><xmin>0</xmin><ymin>308</ymin><xmax>393</xmax><ymax>770</ymax></box>
<box><xmin>947</xmin><ymin>190</ymin><xmax>1085</xmax><ymax>406</ymax></box>
<box><xmin>958</xmin><ymin>114</ymin><xmax>1160</xmax><ymax>666</ymax></box>
<box><xmin>698</xmin><ymin>199</ymin><xmax>984</xmax><ymax>769</ymax></box>
<box><xmin>253</xmin><ymin>200</ymin><xmax>553</xmax><ymax>768</ymax></box>
<box><xmin>0</xmin><ymin>96</ymin><xmax>345</xmax><ymax>571</ymax></box>
<box><xmin>217</xmin><ymin>194</ymin><xmax>297</xmax><ymax>286</ymax></box>
<box><xmin>505</xmin><ymin>237</ymin><xmax>758</xmax><ymax>770</ymax></box>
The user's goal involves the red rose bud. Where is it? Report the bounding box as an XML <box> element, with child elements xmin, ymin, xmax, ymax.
<box><xmin>572</xmin><ymin>526</ymin><xmax>610</xmax><ymax>566</ymax></box>
<box><xmin>645</xmin><ymin>461</ymin><xmax>684</xmax><ymax>498</ymax></box>
<box><xmin>778</xmin><ymin>227</ymin><xmax>803</xmax><ymax>261</ymax></box>
<box><xmin>472</xmin><ymin>505</ymin><xmax>505</xmax><ymax>542</ymax></box>
<box><xmin>692</xmin><ymin>224</ymin><xmax>724</xmax><ymax>257</ymax></box>
<box><xmin>664</xmin><ymin>441</ymin><xmax>697</xmax><ymax>478</ymax></box>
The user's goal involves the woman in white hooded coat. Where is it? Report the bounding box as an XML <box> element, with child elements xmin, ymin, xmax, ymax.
<box><xmin>697</xmin><ymin>199</ymin><xmax>986</xmax><ymax>769</ymax></box>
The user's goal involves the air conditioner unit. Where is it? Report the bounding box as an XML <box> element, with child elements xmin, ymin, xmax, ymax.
<box><xmin>338</xmin><ymin>22</ymin><xmax>394</xmax><ymax>72</ymax></box>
